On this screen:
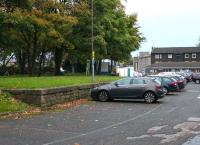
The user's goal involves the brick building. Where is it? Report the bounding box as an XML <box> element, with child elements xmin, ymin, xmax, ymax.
<box><xmin>133</xmin><ymin>52</ymin><xmax>151</xmax><ymax>73</ymax></box>
<box><xmin>145</xmin><ymin>47</ymin><xmax>200</xmax><ymax>73</ymax></box>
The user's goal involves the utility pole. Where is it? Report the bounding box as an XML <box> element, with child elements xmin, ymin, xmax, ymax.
<box><xmin>91</xmin><ymin>0</ymin><xmax>95</xmax><ymax>82</ymax></box>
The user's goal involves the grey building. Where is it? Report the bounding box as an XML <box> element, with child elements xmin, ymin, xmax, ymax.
<box><xmin>146</xmin><ymin>47</ymin><xmax>200</xmax><ymax>73</ymax></box>
<box><xmin>133</xmin><ymin>52</ymin><xmax>151</xmax><ymax>73</ymax></box>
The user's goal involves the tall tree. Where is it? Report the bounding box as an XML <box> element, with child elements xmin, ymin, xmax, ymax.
<box><xmin>0</xmin><ymin>0</ymin><xmax>144</xmax><ymax>75</ymax></box>
<box><xmin>41</xmin><ymin>0</ymin><xmax>79</xmax><ymax>75</ymax></box>
<box><xmin>67</xmin><ymin>0</ymin><xmax>90</xmax><ymax>73</ymax></box>
<box><xmin>92</xmin><ymin>0</ymin><xmax>144</xmax><ymax>72</ymax></box>
<box><xmin>0</xmin><ymin>0</ymin><xmax>78</xmax><ymax>75</ymax></box>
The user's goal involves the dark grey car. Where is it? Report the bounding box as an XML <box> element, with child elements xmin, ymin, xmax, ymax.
<box><xmin>192</xmin><ymin>73</ymin><xmax>200</xmax><ymax>84</ymax></box>
<box><xmin>91</xmin><ymin>77</ymin><xmax>165</xmax><ymax>103</ymax></box>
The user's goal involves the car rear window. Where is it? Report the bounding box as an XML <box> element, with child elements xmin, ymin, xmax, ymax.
<box><xmin>171</xmin><ymin>78</ymin><xmax>177</xmax><ymax>82</ymax></box>
<box><xmin>172</xmin><ymin>76</ymin><xmax>179</xmax><ymax>80</ymax></box>
<box><xmin>152</xmin><ymin>78</ymin><xmax>161</xmax><ymax>85</ymax></box>
<box><xmin>163</xmin><ymin>77</ymin><xmax>173</xmax><ymax>83</ymax></box>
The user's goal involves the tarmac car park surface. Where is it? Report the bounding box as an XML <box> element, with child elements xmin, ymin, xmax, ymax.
<box><xmin>0</xmin><ymin>82</ymin><xmax>200</xmax><ymax>145</ymax></box>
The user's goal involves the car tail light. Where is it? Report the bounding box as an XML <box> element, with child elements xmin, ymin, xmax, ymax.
<box><xmin>170</xmin><ymin>82</ymin><xmax>177</xmax><ymax>87</ymax></box>
<box><xmin>155</xmin><ymin>85</ymin><xmax>161</xmax><ymax>90</ymax></box>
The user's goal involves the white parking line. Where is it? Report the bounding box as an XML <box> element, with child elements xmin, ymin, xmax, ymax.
<box><xmin>166</xmin><ymin>107</ymin><xmax>178</xmax><ymax>113</ymax></box>
<box><xmin>197</xmin><ymin>93</ymin><xmax>200</xmax><ymax>99</ymax></box>
<box><xmin>188</xmin><ymin>117</ymin><xmax>200</xmax><ymax>122</ymax></box>
<box><xmin>187</xmin><ymin>90</ymin><xmax>200</xmax><ymax>93</ymax></box>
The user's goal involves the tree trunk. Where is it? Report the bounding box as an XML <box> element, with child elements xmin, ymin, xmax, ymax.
<box><xmin>17</xmin><ymin>50</ymin><xmax>26</xmax><ymax>74</ymax></box>
<box><xmin>29</xmin><ymin>29</ymin><xmax>38</xmax><ymax>75</ymax></box>
<box><xmin>94</xmin><ymin>61</ymin><xmax>97</xmax><ymax>74</ymax></box>
<box><xmin>27</xmin><ymin>48</ymin><xmax>34</xmax><ymax>75</ymax></box>
<box><xmin>38</xmin><ymin>49</ymin><xmax>45</xmax><ymax>77</ymax></box>
<box><xmin>110</xmin><ymin>59</ymin><xmax>113</xmax><ymax>73</ymax></box>
<box><xmin>97</xmin><ymin>59</ymin><xmax>102</xmax><ymax>74</ymax></box>
<box><xmin>71</xmin><ymin>64</ymin><xmax>75</xmax><ymax>73</ymax></box>
<box><xmin>95</xmin><ymin>60</ymin><xmax>98</xmax><ymax>73</ymax></box>
<box><xmin>2</xmin><ymin>56</ymin><xmax>6</xmax><ymax>66</ymax></box>
<box><xmin>1</xmin><ymin>64</ymin><xmax>7</xmax><ymax>75</ymax></box>
<box><xmin>54</xmin><ymin>47</ymin><xmax>64</xmax><ymax>75</ymax></box>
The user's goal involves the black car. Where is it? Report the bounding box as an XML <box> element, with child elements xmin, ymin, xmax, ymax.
<box><xmin>91</xmin><ymin>77</ymin><xmax>165</xmax><ymax>103</ymax></box>
<box><xmin>147</xmin><ymin>75</ymin><xmax>179</xmax><ymax>94</ymax></box>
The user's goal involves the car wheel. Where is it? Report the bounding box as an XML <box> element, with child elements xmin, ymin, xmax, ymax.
<box><xmin>144</xmin><ymin>92</ymin><xmax>157</xmax><ymax>104</ymax></box>
<box><xmin>97</xmin><ymin>90</ymin><xmax>110</xmax><ymax>102</ymax></box>
<box><xmin>163</xmin><ymin>87</ymin><xmax>168</xmax><ymax>95</ymax></box>
<box><xmin>196</xmin><ymin>80</ymin><xmax>200</xmax><ymax>84</ymax></box>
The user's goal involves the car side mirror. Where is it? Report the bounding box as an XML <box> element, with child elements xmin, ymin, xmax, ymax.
<box><xmin>114</xmin><ymin>82</ymin><xmax>119</xmax><ymax>87</ymax></box>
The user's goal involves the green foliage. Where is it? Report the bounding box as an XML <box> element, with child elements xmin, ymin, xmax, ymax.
<box><xmin>0</xmin><ymin>0</ymin><xmax>144</xmax><ymax>75</ymax></box>
<box><xmin>0</xmin><ymin>0</ymin><xmax>32</xmax><ymax>11</ymax></box>
<box><xmin>0</xmin><ymin>93</ymin><xmax>28</xmax><ymax>113</ymax></box>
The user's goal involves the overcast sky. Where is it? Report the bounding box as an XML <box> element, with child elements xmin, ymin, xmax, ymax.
<box><xmin>122</xmin><ymin>0</ymin><xmax>200</xmax><ymax>56</ymax></box>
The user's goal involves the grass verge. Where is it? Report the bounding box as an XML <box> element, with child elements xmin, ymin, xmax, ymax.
<box><xmin>0</xmin><ymin>75</ymin><xmax>120</xmax><ymax>89</ymax></box>
<box><xmin>0</xmin><ymin>93</ymin><xmax>29</xmax><ymax>113</ymax></box>
<box><xmin>0</xmin><ymin>97</ymin><xmax>89</xmax><ymax>119</ymax></box>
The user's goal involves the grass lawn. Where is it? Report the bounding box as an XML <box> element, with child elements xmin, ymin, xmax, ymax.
<box><xmin>0</xmin><ymin>75</ymin><xmax>120</xmax><ymax>89</ymax></box>
<box><xmin>0</xmin><ymin>94</ymin><xmax>29</xmax><ymax>113</ymax></box>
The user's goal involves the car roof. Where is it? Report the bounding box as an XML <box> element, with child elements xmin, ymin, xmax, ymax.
<box><xmin>147</xmin><ymin>75</ymin><xmax>171</xmax><ymax>77</ymax></box>
<box><xmin>134</xmin><ymin>77</ymin><xmax>151</xmax><ymax>80</ymax></box>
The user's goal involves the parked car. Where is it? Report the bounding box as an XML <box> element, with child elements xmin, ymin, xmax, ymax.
<box><xmin>158</xmin><ymin>72</ymin><xmax>177</xmax><ymax>76</ymax></box>
<box><xmin>185</xmin><ymin>73</ymin><xmax>192</xmax><ymax>82</ymax></box>
<box><xmin>178</xmin><ymin>71</ymin><xmax>193</xmax><ymax>82</ymax></box>
<box><xmin>176</xmin><ymin>72</ymin><xmax>189</xmax><ymax>82</ymax></box>
<box><xmin>147</xmin><ymin>75</ymin><xmax>179</xmax><ymax>94</ymax></box>
<box><xmin>91</xmin><ymin>77</ymin><xmax>165</xmax><ymax>103</ymax></box>
<box><xmin>165</xmin><ymin>75</ymin><xmax>186</xmax><ymax>90</ymax></box>
<box><xmin>192</xmin><ymin>73</ymin><xmax>200</xmax><ymax>84</ymax></box>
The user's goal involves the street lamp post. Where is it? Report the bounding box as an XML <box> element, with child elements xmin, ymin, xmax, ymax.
<box><xmin>91</xmin><ymin>0</ymin><xmax>95</xmax><ymax>82</ymax></box>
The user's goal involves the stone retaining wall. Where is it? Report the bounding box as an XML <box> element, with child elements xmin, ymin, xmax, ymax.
<box><xmin>2</xmin><ymin>83</ymin><xmax>105</xmax><ymax>107</ymax></box>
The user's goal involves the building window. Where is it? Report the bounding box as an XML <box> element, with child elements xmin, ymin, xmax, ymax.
<box><xmin>168</xmin><ymin>54</ymin><xmax>172</xmax><ymax>59</ymax></box>
<box><xmin>155</xmin><ymin>54</ymin><xmax>159</xmax><ymax>59</ymax></box>
<box><xmin>176</xmin><ymin>54</ymin><xmax>182</xmax><ymax>62</ymax></box>
<box><xmin>155</xmin><ymin>54</ymin><xmax>162</xmax><ymax>59</ymax></box>
<box><xmin>185</xmin><ymin>54</ymin><xmax>189</xmax><ymax>58</ymax></box>
<box><xmin>192</xmin><ymin>53</ymin><xmax>196</xmax><ymax>59</ymax></box>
